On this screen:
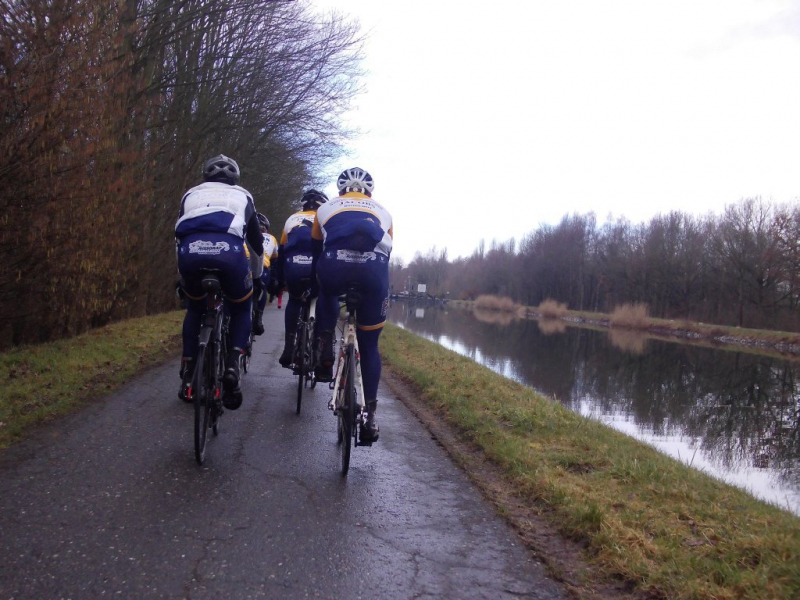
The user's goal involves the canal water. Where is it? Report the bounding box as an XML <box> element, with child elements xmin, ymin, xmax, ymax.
<box><xmin>388</xmin><ymin>302</ymin><xmax>800</xmax><ymax>515</ymax></box>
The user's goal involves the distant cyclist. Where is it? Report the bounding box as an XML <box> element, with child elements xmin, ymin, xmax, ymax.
<box><xmin>252</xmin><ymin>212</ymin><xmax>279</xmax><ymax>336</ymax></box>
<box><xmin>175</xmin><ymin>155</ymin><xmax>264</xmax><ymax>410</ymax></box>
<box><xmin>311</xmin><ymin>167</ymin><xmax>393</xmax><ymax>443</ymax></box>
<box><xmin>277</xmin><ymin>189</ymin><xmax>338</xmax><ymax>368</ymax></box>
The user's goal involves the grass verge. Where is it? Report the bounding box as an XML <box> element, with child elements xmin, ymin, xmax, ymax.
<box><xmin>381</xmin><ymin>324</ymin><xmax>800</xmax><ymax>600</ymax></box>
<box><xmin>0</xmin><ymin>311</ymin><xmax>183</xmax><ymax>448</ymax></box>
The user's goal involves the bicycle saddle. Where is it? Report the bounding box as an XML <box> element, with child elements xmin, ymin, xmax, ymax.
<box><xmin>345</xmin><ymin>285</ymin><xmax>362</xmax><ymax>313</ymax></box>
<box><xmin>200</xmin><ymin>271</ymin><xmax>222</xmax><ymax>294</ymax></box>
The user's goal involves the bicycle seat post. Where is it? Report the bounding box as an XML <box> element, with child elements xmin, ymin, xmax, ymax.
<box><xmin>345</xmin><ymin>285</ymin><xmax>362</xmax><ymax>319</ymax></box>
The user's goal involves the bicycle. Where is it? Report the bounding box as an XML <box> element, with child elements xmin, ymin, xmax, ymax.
<box><xmin>242</xmin><ymin>287</ymin><xmax>260</xmax><ymax>375</ymax></box>
<box><xmin>328</xmin><ymin>284</ymin><xmax>370</xmax><ymax>476</ymax></box>
<box><xmin>291</xmin><ymin>284</ymin><xmax>317</xmax><ymax>414</ymax></box>
<box><xmin>187</xmin><ymin>270</ymin><xmax>228</xmax><ymax>465</ymax></box>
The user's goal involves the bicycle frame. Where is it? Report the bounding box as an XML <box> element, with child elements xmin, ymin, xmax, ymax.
<box><xmin>328</xmin><ymin>312</ymin><xmax>365</xmax><ymax>415</ymax></box>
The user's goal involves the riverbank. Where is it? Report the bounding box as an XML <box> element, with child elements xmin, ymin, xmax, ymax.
<box><xmin>449</xmin><ymin>298</ymin><xmax>800</xmax><ymax>356</ymax></box>
<box><xmin>381</xmin><ymin>324</ymin><xmax>799</xmax><ymax>600</ymax></box>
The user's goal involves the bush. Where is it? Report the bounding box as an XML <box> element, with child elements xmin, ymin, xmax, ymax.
<box><xmin>609</xmin><ymin>303</ymin><xmax>650</xmax><ymax>329</ymax></box>
<box><xmin>474</xmin><ymin>294</ymin><xmax>519</xmax><ymax>312</ymax></box>
<box><xmin>536</xmin><ymin>299</ymin><xmax>568</xmax><ymax>318</ymax></box>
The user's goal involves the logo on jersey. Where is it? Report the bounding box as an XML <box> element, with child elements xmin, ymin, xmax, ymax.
<box><xmin>336</xmin><ymin>250</ymin><xmax>376</xmax><ymax>263</ymax></box>
<box><xmin>292</xmin><ymin>255</ymin><xmax>313</xmax><ymax>265</ymax></box>
<box><xmin>188</xmin><ymin>240</ymin><xmax>230</xmax><ymax>255</ymax></box>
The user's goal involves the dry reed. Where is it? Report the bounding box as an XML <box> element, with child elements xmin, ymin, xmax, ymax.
<box><xmin>474</xmin><ymin>294</ymin><xmax>519</xmax><ymax>312</ymax></box>
<box><xmin>536</xmin><ymin>298</ymin><xmax>568</xmax><ymax>318</ymax></box>
<box><xmin>609</xmin><ymin>303</ymin><xmax>651</xmax><ymax>329</ymax></box>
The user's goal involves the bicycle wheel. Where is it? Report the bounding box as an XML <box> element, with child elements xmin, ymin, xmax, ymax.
<box><xmin>295</xmin><ymin>319</ymin><xmax>307</xmax><ymax>414</ymax></box>
<box><xmin>242</xmin><ymin>332</ymin><xmax>253</xmax><ymax>374</ymax></box>
<box><xmin>193</xmin><ymin>341</ymin><xmax>211</xmax><ymax>464</ymax></box>
<box><xmin>307</xmin><ymin>318</ymin><xmax>317</xmax><ymax>389</ymax></box>
<box><xmin>339</xmin><ymin>344</ymin><xmax>355</xmax><ymax>476</ymax></box>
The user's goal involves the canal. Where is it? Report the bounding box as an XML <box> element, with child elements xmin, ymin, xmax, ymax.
<box><xmin>388</xmin><ymin>302</ymin><xmax>800</xmax><ymax>515</ymax></box>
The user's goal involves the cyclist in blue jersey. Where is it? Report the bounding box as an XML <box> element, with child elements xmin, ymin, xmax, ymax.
<box><xmin>252</xmin><ymin>212</ymin><xmax>279</xmax><ymax>336</ymax></box>
<box><xmin>175</xmin><ymin>155</ymin><xmax>264</xmax><ymax>410</ymax></box>
<box><xmin>312</xmin><ymin>167</ymin><xmax>393</xmax><ymax>443</ymax></box>
<box><xmin>277</xmin><ymin>189</ymin><xmax>339</xmax><ymax>368</ymax></box>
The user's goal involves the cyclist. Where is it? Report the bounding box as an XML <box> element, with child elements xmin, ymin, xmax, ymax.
<box><xmin>277</xmin><ymin>189</ymin><xmax>338</xmax><ymax>368</ymax></box>
<box><xmin>252</xmin><ymin>212</ymin><xmax>279</xmax><ymax>336</ymax></box>
<box><xmin>311</xmin><ymin>167</ymin><xmax>392</xmax><ymax>443</ymax></box>
<box><xmin>175</xmin><ymin>154</ymin><xmax>264</xmax><ymax>410</ymax></box>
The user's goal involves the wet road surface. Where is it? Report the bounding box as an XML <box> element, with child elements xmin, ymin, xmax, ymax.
<box><xmin>0</xmin><ymin>305</ymin><xmax>567</xmax><ymax>599</ymax></box>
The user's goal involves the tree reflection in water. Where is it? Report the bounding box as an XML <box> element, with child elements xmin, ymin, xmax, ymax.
<box><xmin>388</xmin><ymin>302</ymin><xmax>800</xmax><ymax>513</ymax></box>
<box><xmin>537</xmin><ymin>318</ymin><xmax>567</xmax><ymax>336</ymax></box>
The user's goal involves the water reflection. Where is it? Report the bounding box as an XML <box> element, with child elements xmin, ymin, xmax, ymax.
<box><xmin>388</xmin><ymin>302</ymin><xmax>800</xmax><ymax>514</ymax></box>
<box><xmin>536</xmin><ymin>318</ymin><xmax>567</xmax><ymax>336</ymax></box>
<box><xmin>607</xmin><ymin>328</ymin><xmax>647</xmax><ymax>354</ymax></box>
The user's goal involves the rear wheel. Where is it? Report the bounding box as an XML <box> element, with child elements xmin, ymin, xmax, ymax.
<box><xmin>193</xmin><ymin>342</ymin><xmax>211</xmax><ymax>464</ymax></box>
<box><xmin>295</xmin><ymin>319</ymin><xmax>307</xmax><ymax>414</ymax></box>
<box><xmin>306</xmin><ymin>319</ymin><xmax>317</xmax><ymax>390</ymax></box>
<box><xmin>339</xmin><ymin>345</ymin><xmax>355</xmax><ymax>476</ymax></box>
<box><xmin>242</xmin><ymin>334</ymin><xmax>252</xmax><ymax>374</ymax></box>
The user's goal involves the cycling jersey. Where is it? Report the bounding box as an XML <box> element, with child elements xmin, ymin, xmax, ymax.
<box><xmin>312</xmin><ymin>192</ymin><xmax>393</xmax><ymax>256</ymax></box>
<box><xmin>246</xmin><ymin>233</ymin><xmax>278</xmax><ymax>269</ymax></box>
<box><xmin>175</xmin><ymin>181</ymin><xmax>263</xmax><ymax>277</ymax></box>
<box><xmin>263</xmin><ymin>233</ymin><xmax>279</xmax><ymax>268</ymax></box>
<box><xmin>280</xmin><ymin>210</ymin><xmax>318</xmax><ymax>255</ymax></box>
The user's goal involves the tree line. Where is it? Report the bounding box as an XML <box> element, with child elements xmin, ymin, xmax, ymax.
<box><xmin>394</xmin><ymin>198</ymin><xmax>800</xmax><ymax>332</ymax></box>
<box><xmin>0</xmin><ymin>0</ymin><xmax>364</xmax><ymax>349</ymax></box>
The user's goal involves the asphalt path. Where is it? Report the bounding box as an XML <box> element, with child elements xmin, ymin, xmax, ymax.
<box><xmin>0</xmin><ymin>303</ymin><xmax>567</xmax><ymax>599</ymax></box>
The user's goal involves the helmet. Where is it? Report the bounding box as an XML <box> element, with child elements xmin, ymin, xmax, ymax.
<box><xmin>336</xmin><ymin>167</ymin><xmax>374</xmax><ymax>195</ymax></box>
<box><xmin>202</xmin><ymin>154</ymin><xmax>240</xmax><ymax>184</ymax></box>
<box><xmin>301</xmin><ymin>189</ymin><xmax>328</xmax><ymax>211</ymax></box>
<box><xmin>256</xmin><ymin>212</ymin><xmax>270</xmax><ymax>231</ymax></box>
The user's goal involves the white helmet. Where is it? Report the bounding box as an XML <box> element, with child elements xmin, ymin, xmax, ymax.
<box><xmin>336</xmin><ymin>167</ymin><xmax>374</xmax><ymax>195</ymax></box>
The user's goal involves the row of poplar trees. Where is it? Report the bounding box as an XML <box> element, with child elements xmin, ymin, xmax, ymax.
<box><xmin>397</xmin><ymin>198</ymin><xmax>800</xmax><ymax>332</ymax></box>
<box><xmin>0</xmin><ymin>0</ymin><xmax>364</xmax><ymax>348</ymax></box>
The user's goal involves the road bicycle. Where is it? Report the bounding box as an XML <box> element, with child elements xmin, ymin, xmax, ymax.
<box><xmin>187</xmin><ymin>270</ymin><xmax>228</xmax><ymax>465</ymax></box>
<box><xmin>328</xmin><ymin>284</ymin><xmax>371</xmax><ymax>476</ymax></box>
<box><xmin>291</xmin><ymin>284</ymin><xmax>317</xmax><ymax>414</ymax></box>
<box><xmin>242</xmin><ymin>288</ymin><xmax>260</xmax><ymax>375</ymax></box>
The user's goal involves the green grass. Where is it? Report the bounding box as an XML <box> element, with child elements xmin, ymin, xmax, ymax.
<box><xmin>381</xmin><ymin>324</ymin><xmax>800</xmax><ymax>600</ymax></box>
<box><xmin>0</xmin><ymin>311</ymin><xmax>183</xmax><ymax>447</ymax></box>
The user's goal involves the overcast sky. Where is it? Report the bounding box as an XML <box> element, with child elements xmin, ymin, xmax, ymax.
<box><xmin>310</xmin><ymin>0</ymin><xmax>800</xmax><ymax>264</ymax></box>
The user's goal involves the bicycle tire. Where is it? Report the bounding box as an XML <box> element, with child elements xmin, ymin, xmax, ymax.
<box><xmin>339</xmin><ymin>344</ymin><xmax>355</xmax><ymax>476</ymax></box>
<box><xmin>193</xmin><ymin>341</ymin><xmax>211</xmax><ymax>464</ymax></box>
<box><xmin>295</xmin><ymin>319</ymin><xmax>307</xmax><ymax>414</ymax></box>
<box><xmin>212</xmin><ymin>320</ymin><xmax>226</xmax><ymax>437</ymax></box>
<box><xmin>242</xmin><ymin>334</ymin><xmax>252</xmax><ymax>374</ymax></box>
<box><xmin>306</xmin><ymin>317</ymin><xmax>317</xmax><ymax>389</ymax></box>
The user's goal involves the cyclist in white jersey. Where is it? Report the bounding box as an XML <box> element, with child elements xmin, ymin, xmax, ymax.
<box><xmin>311</xmin><ymin>167</ymin><xmax>392</xmax><ymax>442</ymax></box>
<box><xmin>175</xmin><ymin>155</ymin><xmax>264</xmax><ymax>410</ymax></box>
